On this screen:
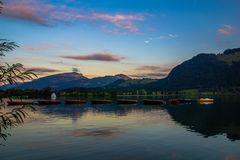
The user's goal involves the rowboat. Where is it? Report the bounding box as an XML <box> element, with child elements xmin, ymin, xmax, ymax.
<box><xmin>91</xmin><ymin>100</ymin><xmax>113</xmax><ymax>105</ymax></box>
<box><xmin>143</xmin><ymin>100</ymin><xmax>166</xmax><ymax>105</ymax></box>
<box><xmin>168</xmin><ymin>99</ymin><xmax>180</xmax><ymax>105</ymax></box>
<box><xmin>198</xmin><ymin>98</ymin><xmax>214</xmax><ymax>105</ymax></box>
<box><xmin>198</xmin><ymin>98</ymin><xmax>214</xmax><ymax>102</ymax></box>
<box><xmin>117</xmin><ymin>100</ymin><xmax>138</xmax><ymax>105</ymax></box>
<box><xmin>168</xmin><ymin>99</ymin><xmax>197</xmax><ymax>105</ymax></box>
<box><xmin>65</xmin><ymin>100</ymin><xmax>86</xmax><ymax>105</ymax></box>
<box><xmin>38</xmin><ymin>100</ymin><xmax>61</xmax><ymax>105</ymax></box>
<box><xmin>7</xmin><ymin>101</ymin><xmax>33</xmax><ymax>106</ymax></box>
<box><xmin>178</xmin><ymin>99</ymin><xmax>197</xmax><ymax>104</ymax></box>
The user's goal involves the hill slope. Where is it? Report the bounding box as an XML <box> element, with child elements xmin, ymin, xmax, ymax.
<box><xmin>151</xmin><ymin>48</ymin><xmax>240</xmax><ymax>90</ymax></box>
<box><xmin>1</xmin><ymin>48</ymin><xmax>239</xmax><ymax>92</ymax></box>
<box><xmin>107</xmin><ymin>48</ymin><xmax>240</xmax><ymax>91</ymax></box>
<box><xmin>0</xmin><ymin>72</ymin><xmax>131</xmax><ymax>90</ymax></box>
<box><xmin>20</xmin><ymin>72</ymin><xmax>87</xmax><ymax>90</ymax></box>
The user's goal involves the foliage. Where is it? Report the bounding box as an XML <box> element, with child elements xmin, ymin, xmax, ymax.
<box><xmin>217</xmin><ymin>51</ymin><xmax>240</xmax><ymax>65</ymax></box>
<box><xmin>0</xmin><ymin>1</ymin><xmax>37</xmax><ymax>143</ymax></box>
<box><xmin>0</xmin><ymin>39</ymin><xmax>37</xmax><ymax>143</ymax></box>
<box><xmin>0</xmin><ymin>1</ymin><xmax>2</xmax><ymax>14</ymax></box>
<box><xmin>0</xmin><ymin>105</ymin><xmax>36</xmax><ymax>143</ymax></box>
<box><xmin>0</xmin><ymin>39</ymin><xmax>18</xmax><ymax>56</ymax></box>
<box><xmin>2</xmin><ymin>87</ymin><xmax>53</xmax><ymax>99</ymax></box>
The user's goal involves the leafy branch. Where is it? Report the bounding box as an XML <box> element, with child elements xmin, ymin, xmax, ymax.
<box><xmin>0</xmin><ymin>105</ymin><xmax>36</xmax><ymax>141</ymax></box>
<box><xmin>0</xmin><ymin>40</ymin><xmax>19</xmax><ymax>56</ymax></box>
<box><xmin>0</xmin><ymin>0</ymin><xmax>38</xmax><ymax>145</ymax></box>
<box><xmin>0</xmin><ymin>39</ymin><xmax>37</xmax><ymax>85</ymax></box>
<box><xmin>0</xmin><ymin>1</ymin><xmax>2</xmax><ymax>14</ymax></box>
<box><xmin>0</xmin><ymin>63</ymin><xmax>37</xmax><ymax>85</ymax></box>
<box><xmin>0</xmin><ymin>40</ymin><xmax>37</xmax><ymax>143</ymax></box>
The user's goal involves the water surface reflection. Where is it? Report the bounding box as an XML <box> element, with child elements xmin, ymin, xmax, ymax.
<box><xmin>37</xmin><ymin>98</ymin><xmax>240</xmax><ymax>141</ymax></box>
<box><xmin>1</xmin><ymin>97</ymin><xmax>240</xmax><ymax>160</ymax></box>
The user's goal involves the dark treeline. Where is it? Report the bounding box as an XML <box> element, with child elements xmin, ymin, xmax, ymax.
<box><xmin>0</xmin><ymin>88</ymin><xmax>52</xmax><ymax>99</ymax></box>
<box><xmin>1</xmin><ymin>86</ymin><xmax>240</xmax><ymax>100</ymax></box>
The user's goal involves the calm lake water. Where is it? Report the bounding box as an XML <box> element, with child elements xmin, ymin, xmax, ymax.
<box><xmin>1</xmin><ymin>96</ymin><xmax>240</xmax><ymax>160</ymax></box>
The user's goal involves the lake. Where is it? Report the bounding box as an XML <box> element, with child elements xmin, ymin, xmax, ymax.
<box><xmin>1</xmin><ymin>96</ymin><xmax>240</xmax><ymax>160</ymax></box>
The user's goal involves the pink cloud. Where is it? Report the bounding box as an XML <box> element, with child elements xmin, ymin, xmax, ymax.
<box><xmin>1</xmin><ymin>0</ymin><xmax>144</xmax><ymax>32</ymax></box>
<box><xmin>129</xmin><ymin>73</ymin><xmax>168</xmax><ymax>79</ymax></box>
<box><xmin>68</xmin><ymin>127</ymin><xmax>121</xmax><ymax>138</ymax></box>
<box><xmin>28</xmin><ymin>67</ymin><xmax>60</xmax><ymax>73</ymax></box>
<box><xmin>1</xmin><ymin>1</ymin><xmax>52</xmax><ymax>26</ymax></box>
<box><xmin>218</xmin><ymin>25</ymin><xmax>234</xmax><ymax>36</ymax></box>
<box><xmin>27</xmin><ymin>67</ymin><xmax>61</xmax><ymax>76</ymax></box>
<box><xmin>61</xmin><ymin>52</ymin><xmax>126</xmax><ymax>62</ymax></box>
<box><xmin>128</xmin><ymin>64</ymin><xmax>175</xmax><ymax>79</ymax></box>
<box><xmin>136</xmin><ymin>65</ymin><xmax>172</xmax><ymax>72</ymax></box>
<box><xmin>51</xmin><ymin>12</ymin><xmax>143</xmax><ymax>32</ymax></box>
<box><xmin>91</xmin><ymin>13</ymin><xmax>144</xmax><ymax>32</ymax></box>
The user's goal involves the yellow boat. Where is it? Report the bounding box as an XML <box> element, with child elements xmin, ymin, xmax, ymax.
<box><xmin>199</xmin><ymin>98</ymin><xmax>214</xmax><ymax>102</ymax></box>
<box><xmin>198</xmin><ymin>98</ymin><xmax>214</xmax><ymax>105</ymax></box>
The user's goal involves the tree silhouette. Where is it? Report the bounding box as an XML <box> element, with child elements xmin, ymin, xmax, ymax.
<box><xmin>0</xmin><ymin>1</ymin><xmax>37</xmax><ymax>144</ymax></box>
<box><xmin>0</xmin><ymin>1</ymin><xmax>2</xmax><ymax>14</ymax></box>
<box><xmin>0</xmin><ymin>40</ymin><xmax>37</xmax><ymax>143</ymax></box>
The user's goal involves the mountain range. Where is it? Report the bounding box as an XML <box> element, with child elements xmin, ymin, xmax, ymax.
<box><xmin>1</xmin><ymin>48</ymin><xmax>240</xmax><ymax>91</ymax></box>
<box><xmin>0</xmin><ymin>72</ymin><xmax>131</xmax><ymax>90</ymax></box>
<box><xmin>105</xmin><ymin>48</ymin><xmax>240</xmax><ymax>91</ymax></box>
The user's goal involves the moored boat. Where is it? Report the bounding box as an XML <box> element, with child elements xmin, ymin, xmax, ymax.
<box><xmin>65</xmin><ymin>100</ymin><xmax>86</xmax><ymax>105</ymax></box>
<box><xmin>38</xmin><ymin>100</ymin><xmax>61</xmax><ymax>105</ymax></box>
<box><xmin>168</xmin><ymin>99</ymin><xmax>197</xmax><ymax>105</ymax></box>
<box><xmin>168</xmin><ymin>99</ymin><xmax>180</xmax><ymax>105</ymax></box>
<box><xmin>91</xmin><ymin>100</ymin><xmax>113</xmax><ymax>105</ymax></box>
<box><xmin>178</xmin><ymin>99</ymin><xmax>197</xmax><ymax>104</ymax></box>
<box><xmin>198</xmin><ymin>98</ymin><xmax>214</xmax><ymax>102</ymax></box>
<box><xmin>199</xmin><ymin>101</ymin><xmax>214</xmax><ymax>105</ymax></box>
<box><xmin>198</xmin><ymin>98</ymin><xmax>214</xmax><ymax>105</ymax></box>
<box><xmin>7</xmin><ymin>101</ymin><xmax>33</xmax><ymax>106</ymax></box>
<box><xmin>117</xmin><ymin>99</ymin><xmax>138</xmax><ymax>105</ymax></box>
<box><xmin>143</xmin><ymin>100</ymin><xmax>166</xmax><ymax>105</ymax></box>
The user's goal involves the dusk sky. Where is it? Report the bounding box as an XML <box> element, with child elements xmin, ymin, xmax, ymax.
<box><xmin>0</xmin><ymin>0</ymin><xmax>240</xmax><ymax>79</ymax></box>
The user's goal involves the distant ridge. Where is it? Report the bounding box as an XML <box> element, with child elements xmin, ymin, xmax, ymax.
<box><xmin>105</xmin><ymin>48</ymin><xmax>240</xmax><ymax>91</ymax></box>
<box><xmin>161</xmin><ymin>48</ymin><xmax>240</xmax><ymax>90</ymax></box>
<box><xmin>19</xmin><ymin>72</ymin><xmax>87</xmax><ymax>90</ymax></box>
<box><xmin>1</xmin><ymin>48</ymin><xmax>240</xmax><ymax>91</ymax></box>
<box><xmin>0</xmin><ymin>72</ymin><xmax>131</xmax><ymax>90</ymax></box>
